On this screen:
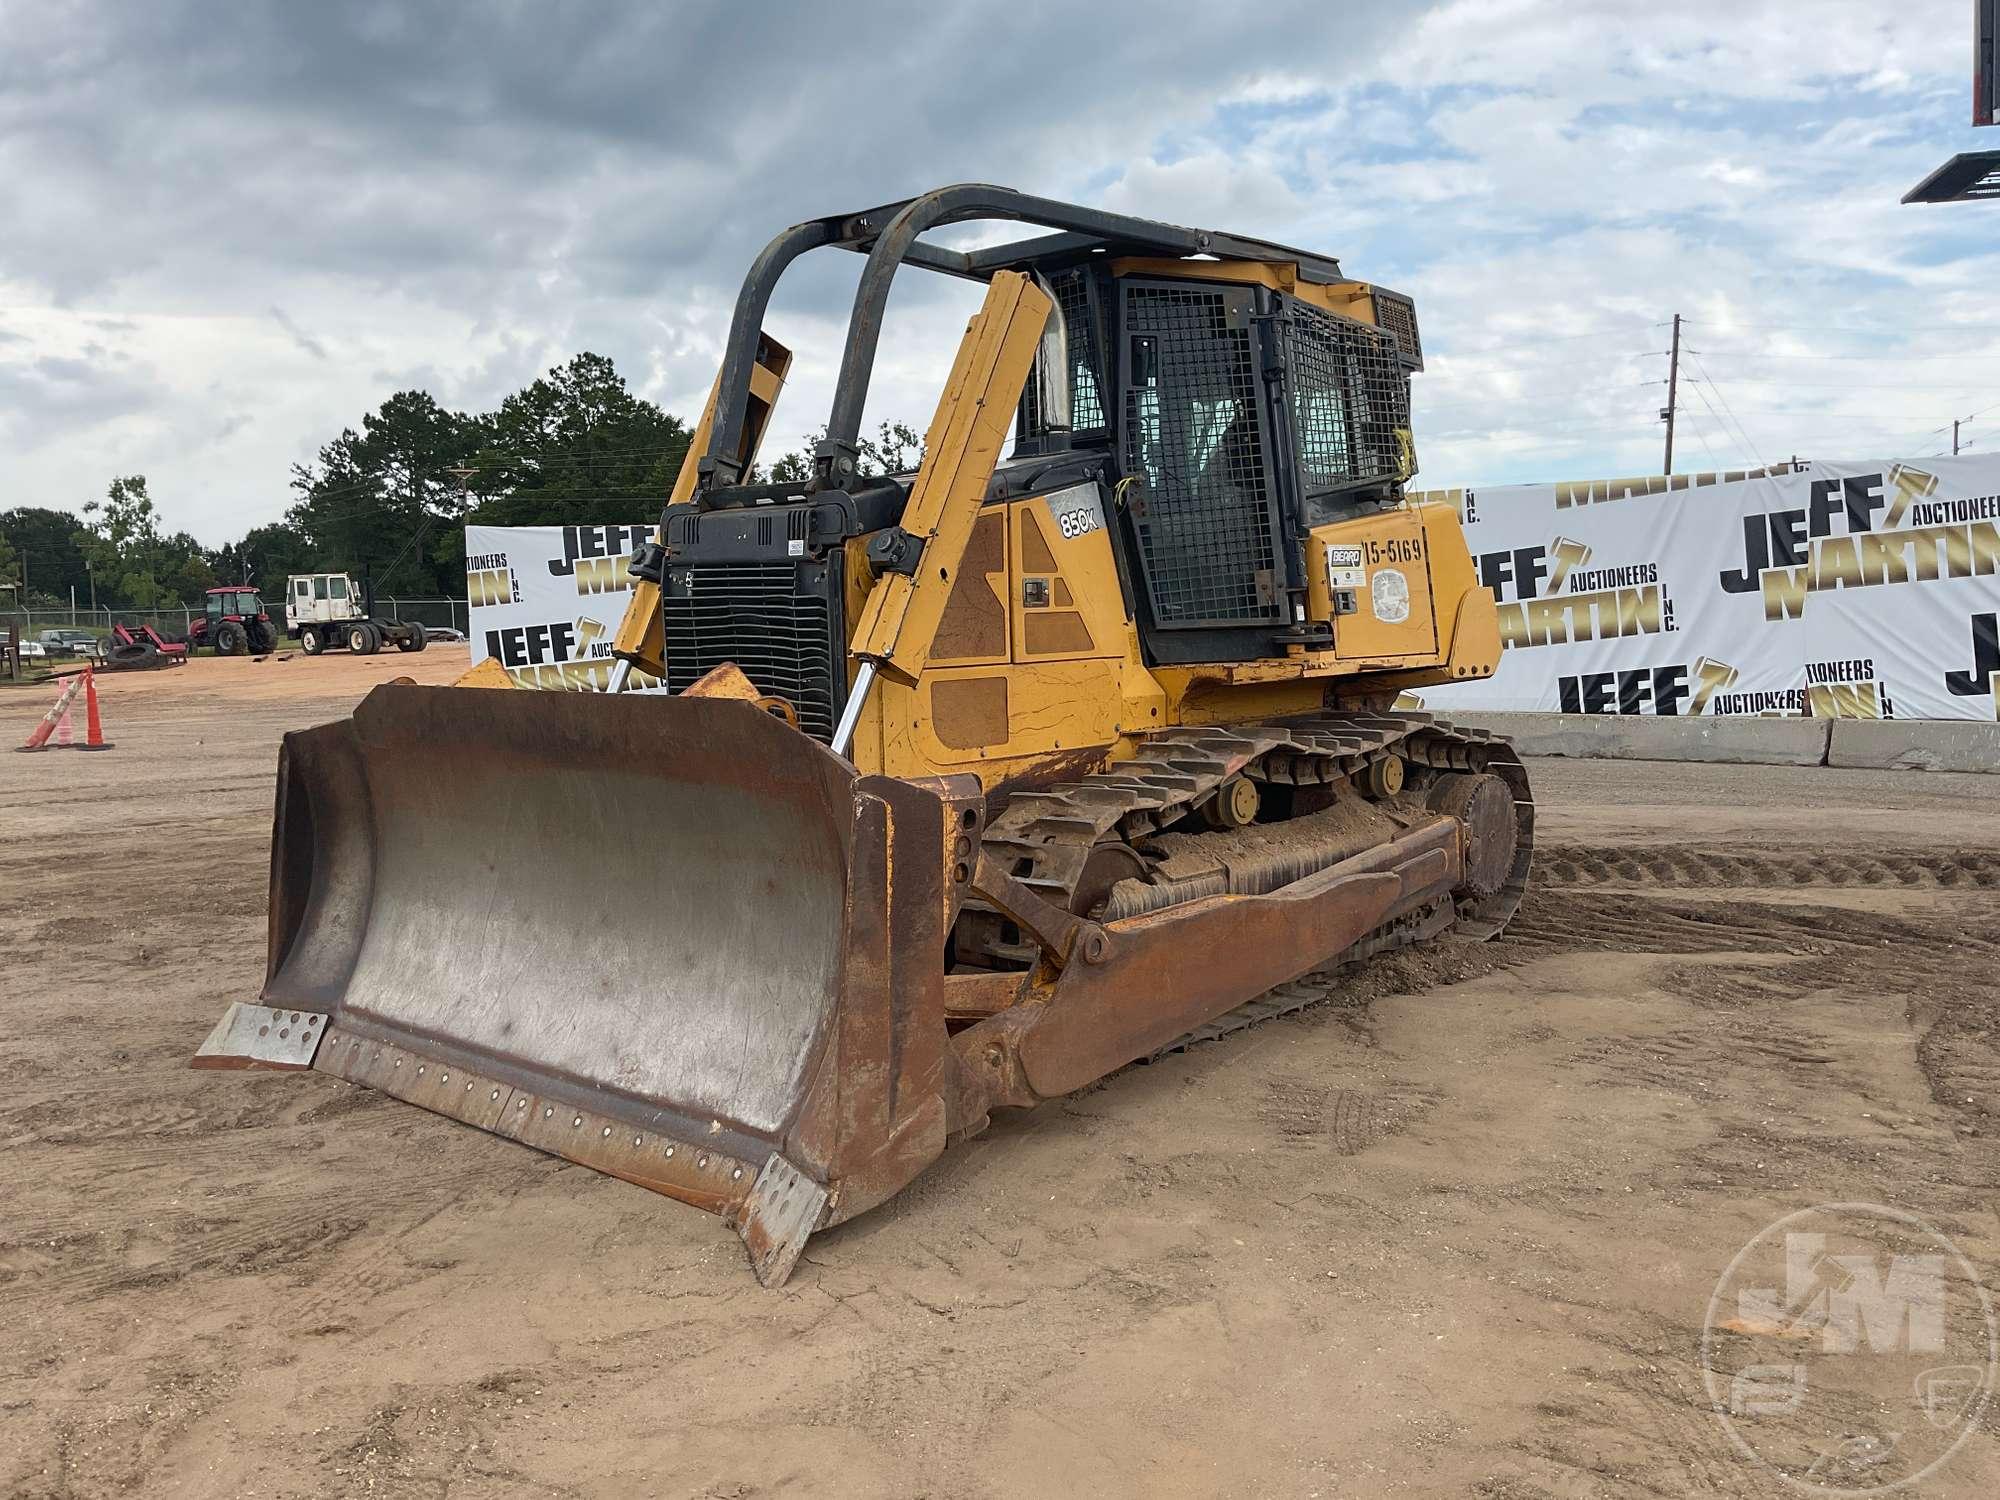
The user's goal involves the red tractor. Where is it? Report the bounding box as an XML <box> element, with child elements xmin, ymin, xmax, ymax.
<box><xmin>185</xmin><ymin>587</ymin><xmax>277</xmax><ymax>656</ymax></box>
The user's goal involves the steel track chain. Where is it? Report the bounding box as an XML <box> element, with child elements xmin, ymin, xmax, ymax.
<box><xmin>969</xmin><ymin>710</ymin><xmax>1536</xmax><ymax>1042</ymax></box>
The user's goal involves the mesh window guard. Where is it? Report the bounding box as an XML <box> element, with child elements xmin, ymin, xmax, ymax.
<box><xmin>1120</xmin><ymin>281</ymin><xmax>1284</xmax><ymax>627</ymax></box>
<box><xmin>1281</xmin><ymin>298</ymin><xmax>1412</xmax><ymax>498</ymax></box>
<box><xmin>1017</xmin><ymin>268</ymin><xmax>1106</xmax><ymax>438</ymax></box>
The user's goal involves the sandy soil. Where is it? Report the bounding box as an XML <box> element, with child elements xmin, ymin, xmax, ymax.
<box><xmin>1</xmin><ymin>660</ymin><xmax>1995</xmax><ymax>1498</ymax></box>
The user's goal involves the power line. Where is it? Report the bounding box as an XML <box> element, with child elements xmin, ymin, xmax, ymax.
<box><xmin>1422</xmin><ymin>325</ymin><xmax>1663</xmax><ymax>350</ymax></box>
<box><xmin>1683</xmin><ymin>376</ymin><xmax>1762</xmax><ymax>469</ymax></box>
<box><xmin>1923</xmin><ymin>397</ymin><xmax>2000</xmax><ymax>436</ymax></box>
<box><xmin>1683</xmin><ymin>355</ymin><xmax>1767</xmax><ymax>469</ymax></box>
<box><xmin>1681</xmin><ymin>318</ymin><xmax>2000</xmax><ymax>334</ymax></box>
<box><xmin>1642</xmin><ymin>377</ymin><xmax>1997</xmax><ymax>392</ymax></box>
<box><xmin>282</xmin><ymin>443</ymin><xmax>694</xmax><ymax>521</ymax></box>
<box><xmin>1677</xmin><ymin>403</ymin><xmax>1729</xmax><ymax>472</ymax></box>
<box><xmin>1421</xmin><ymin>350</ymin><xmax>1666</xmax><ymax>377</ymax></box>
<box><xmin>1412</xmin><ymin>384</ymin><xmax>1993</xmax><ymax>415</ymax></box>
<box><xmin>1685</xmin><ymin>347</ymin><xmax>2000</xmax><ymax>362</ymax></box>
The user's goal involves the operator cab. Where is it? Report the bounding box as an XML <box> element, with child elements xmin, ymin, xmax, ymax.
<box><xmin>205</xmin><ymin>587</ymin><xmax>266</xmax><ymax>622</ymax></box>
<box><xmin>287</xmin><ymin>572</ymin><xmax>360</xmax><ymax>628</ymax></box>
<box><xmin>644</xmin><ymin>186</ymin><xmax>1427</xmax><ymax>741</ymax></box>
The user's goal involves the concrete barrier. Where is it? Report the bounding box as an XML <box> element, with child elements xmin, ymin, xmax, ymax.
<box><xmin>1826</xmin><ymin>718</ymin><xmax>2000</xmax><ymax>774</ymax></box>
<box><xmin>1437</xmin><ymin>711</ymin><xmax>1832</xmax><ymax>767</ymax></box>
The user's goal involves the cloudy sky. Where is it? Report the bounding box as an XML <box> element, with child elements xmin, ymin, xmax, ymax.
<box><xmin>3</xmin><ymin>0</ymin><xmax>1996</xmax><ymax>545</ymax></box>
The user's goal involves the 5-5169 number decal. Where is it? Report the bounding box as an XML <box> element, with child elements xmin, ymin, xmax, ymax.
<box><xmin>1362</xmin><ymin>535</ymin><xmax>1425</xmax><ymax>566</ymax></box>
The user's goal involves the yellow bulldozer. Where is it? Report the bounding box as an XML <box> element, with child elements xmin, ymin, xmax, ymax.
<box><xmin>194</xmin><ymin>186</ymin><xmax>1531</xmax><ymax>1286</ymax></box>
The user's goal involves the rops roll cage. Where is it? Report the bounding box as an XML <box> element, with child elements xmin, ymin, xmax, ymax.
<box><xmin>696</xmin><ymin>183</ymin><xmax>1346</xmax><ymax>500</ymax></box>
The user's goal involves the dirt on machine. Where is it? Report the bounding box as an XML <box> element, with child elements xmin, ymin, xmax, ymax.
<box><xmin>195</xmin><ymin>185</ymin><xmax>1532</xmax><ymax>1286</ymax></box>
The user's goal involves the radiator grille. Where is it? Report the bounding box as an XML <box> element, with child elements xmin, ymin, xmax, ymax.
<box><xmin>1017</xmin><ymin>267</ymin><xmax>1106</xmax><ymax>438</ymax></box>
<box><xmin>664</xmin><ymin>565</ymin><xmax>839</xmax><ymax>743</ymax></box>
<box><xmin>1282</xmin><ymin>299</ymin><xmax>1413</xmax><ymax>496</ymax></box>
<box><xmin>1121</xmin><ymin>280</ymin><xmax>1284</xmax><ymax>627</ymax></box>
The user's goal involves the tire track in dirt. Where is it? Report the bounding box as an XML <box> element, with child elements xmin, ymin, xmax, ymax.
<box><xmin>1515</xmin><ymin>841</ymin><xmax>2000</xmax><ymax>1158</ymax></box>
<box><xmin>0</xmin><ymin>1165</ymin><xmax>508</xmax><ymax>1307</ymax></box>
<box><xmin>1536</xmin><ymin>843</ymin><xmax>1999</xmax><ymax>890</ymax></box>
<box><xmin>1256</xmin><ymin>1079</ymin><xmax>1439</xmax><ymax>1155</ymax></box>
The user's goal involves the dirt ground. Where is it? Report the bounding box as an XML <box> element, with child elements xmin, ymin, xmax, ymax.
<box><xmin>1</xmin><ymin>656</ymin><xmax>1995</xmax><ymax>1498</ymax></box>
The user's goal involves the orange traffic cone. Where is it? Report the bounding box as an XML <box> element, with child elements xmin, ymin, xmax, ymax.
<box><xmin>15</xmin><ymin>675</ymin><xmax>82</xmax><ymax>752</ymax></box>
<box><xmin>74</xmin><ymin>666</ymin><xmax>113</xmax><ymax>751</ymax></box>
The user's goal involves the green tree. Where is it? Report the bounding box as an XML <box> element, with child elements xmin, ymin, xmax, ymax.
<box><xmin>79</xmin><ymin>476</ymin><xmax>175</xmax><ymax>609</ymax></box>
<box><xmin>1</xmin><ymin>505</ymin><xmax>95</xmax><ymax>606</ymax></box>
<box><xmin>0</xmin><ymin>529</ymin><xmax>17</xmax><ymax>593</ymax></box>
<box><xmin>464</xmin><ymin>352</ymin><xmax>691</xmax><ymax>528</ymax></box>
<box><xmin>764</xmin><ymin>420</ymin><xmax>924</xmax><ymax>484</ymax></box>
<box><xmin>222</xmin><ymin>522</ymin><xmax>315</xmax><ymax>596</ymax></box>
<box><xmin>169</xmin><ymin>352</ymin><xmax>698</xmax><ymax>602</ymax></box>
<box><xmin>161</xmin><ymin>535</ymin><xmax>217</xmax><ymax>603</ymax></box>
<box><xmin>288</xmin><ymin>390</ymin><xmax>483</xmax><ymax>596</ymax></box>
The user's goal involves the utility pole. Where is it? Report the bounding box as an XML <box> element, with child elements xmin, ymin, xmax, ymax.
<box><xmin>1661</xmin><ymin>313</ymin><xmax>1682</xmax><ymax>476</ymax></box>
<box><xmin>1954</xmin><ymin>418</ymin><xmax>1961</xmax><ymax>455</ymax></box>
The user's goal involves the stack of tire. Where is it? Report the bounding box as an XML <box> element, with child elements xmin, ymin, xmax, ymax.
<box><xmin>104</xmin><ymin>642</ymin><xmax>178</xmax><ymax>670</ymax></box>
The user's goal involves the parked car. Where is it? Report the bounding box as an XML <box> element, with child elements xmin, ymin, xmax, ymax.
<box><xmin>38</xmin><ymin>628</ymin><xmax>104</xmax><ymax>659</ymax></box>
<box><xmin>19</xmin><ymin>638</ymin><xmax>47</xmax><ymax>660</ymax></box>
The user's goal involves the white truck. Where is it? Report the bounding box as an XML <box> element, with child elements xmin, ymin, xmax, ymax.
<box><xmin>284</xmin><ymin>572</ymin><xmax>429</xmax><ymax>655</ymax></box>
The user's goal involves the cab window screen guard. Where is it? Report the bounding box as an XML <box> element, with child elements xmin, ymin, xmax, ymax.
<box><xmin>1118</xmin><ymin>278</ymin><xmax>1285</xmax><ymax>629</ymax></box>
<box><xmin>1278</xmin><ymin>295</ymin><xmax>1412</xmax><ymax>517</ymax></box>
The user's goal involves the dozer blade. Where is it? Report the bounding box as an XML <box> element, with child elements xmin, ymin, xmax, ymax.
<box><xmin>193</xmin><ymin>684</ymin><xmax>973</xmax><ymax>1287</ymax></box>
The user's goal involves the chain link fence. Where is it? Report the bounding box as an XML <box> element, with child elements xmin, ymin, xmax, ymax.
<box><xmin>1</xmin><ymin>597</ymin><xmax>471</xmax><ymax>648</ymax></box>
<box><xmin>374</xmin><ymin>597</ymin><xmax>470</xmax><ymax>634</ymax></box>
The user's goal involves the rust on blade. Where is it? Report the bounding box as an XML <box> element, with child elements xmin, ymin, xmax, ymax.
<box><xmin>266</xmin><ymin>686</ymin><xmax>859</xmax><ymax>1140</ymax></box>
<box><xmin>233</xmin><ymin>684</ymin><xmax>978</xmax><ymax>1279</ymax></box>
<box><xmin>314</xmin><ymin>1026</ymin><xmax>760</xmax><ymax>1215</ymax></box>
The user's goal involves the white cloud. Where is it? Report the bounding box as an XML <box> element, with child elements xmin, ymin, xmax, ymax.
<box><xmin>1</xmin><ymin>0</ymin><xmax>1994</xmax><ymax>543</ymax></box>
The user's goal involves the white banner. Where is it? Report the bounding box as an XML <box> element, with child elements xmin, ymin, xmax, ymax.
<box><xmin>465</xmin><ymin>522</ymin><xmax>656</xmax><ymax>690</ymax></box>
<box><xmin>1408</xmin><ymin>458</ymin><xmax>2000</xmax><ymax>721</ymax></box>
<box><xmin>466</xmin><ymin>461</ymin><xmax>2000</xmax><ymax>720</ymax></box>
